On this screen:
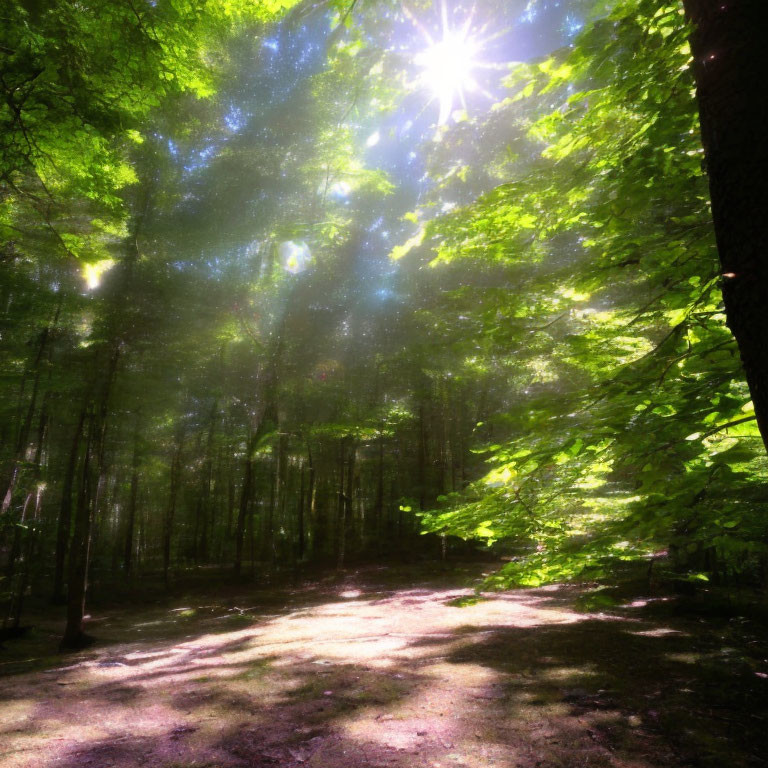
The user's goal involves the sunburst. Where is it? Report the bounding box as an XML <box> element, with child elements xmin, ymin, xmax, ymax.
<box><xmin>407</xmin><ymin>2</ymin><xmax>503</xmax><ymax>127</ymax></box>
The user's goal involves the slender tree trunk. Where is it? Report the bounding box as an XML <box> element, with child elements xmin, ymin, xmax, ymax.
<box><xmin>346</xmin><ymin>442</ymin><xmax>356</xmax><ymax>553</ymax></box>
<box><xmin>297</xmin><ymin>463</ymin><xmax>305</xmax><ymax>561</ymax></box>
<box><xmin>6</xmin><ymin>396</ymin><xmax>48</xmax><ymax>581</ymax></box>
<box><xmin>226</xmin><ymin>459</ymin><xmax>235</xmax><ymax>561</ymax></box>
<box><xmin>1</xmin><ymin>304</ymin><xmax>59</xmax><ymax>516</ymax></box>
<box><xmin>249</xmin><ymin>486</ymin><xmax>256</xmax><ymax>579</ymax></box>
<box><xmin>60</xmin><ymin>413</ymin><xmax>95</xmax><ymax>649</ymax></box>
<box><xmin>11</xmin><ymin>480</ymin><xmax>45</xmax><ymax>628</ymax></box>
<box><xmin>61</xmin><ymin>343</ymin><xmax>119</xmax><ymax>649</ymax></box>
<box><xmin>53</xmin><ymin>407</ymin><xmax>86</xmax><ymax>602</ymax></box>
<box><xmin>375</xmin><ymin>431</ymin><xmax>384</xmax><ymax>555</ymax></box>
<box><xmin>137</xmin><ymin>499</ymin><xmax>146</xmax><ymax>575</ymax></box>
<box><xmin>163</xmin><ymin>436</ymin><xmax>183</xmax><ymax>587</ymax></box>
<box><xmin>306</xmin><ymin>441</ymin><xmax>316</xmax><ymax>558</ymax></box>
<box><xmin>357</xmin><ymin>475</ymin><xmax>365</xmax><ymax>550</ymax></box>
<box><xmin>199</xmin><ymin>407</ymin><xmax>216</xmax><ymax>564</ymax></box>
<box><xmin>235</xmin><ymin>405</ymin><xmax>276</xmax><ymax>575</ymax></box>
<box><xmin>336</xmin><ymin>438</ymin><xmax>346</xmax><ymax>569</ymax></box>
<box><xmin>270</xmin><ymin>431</ymin><xmax>287</xmax><ymax>568</ymax></box>
<box><xmin>123</xmin><ymin>429</ymin><xmax>140</xmax><ymax>576</ymax></box>
<box><xmin>4</xmin><ymin>398</ymin><xmax>48</xmax><ymax>629</ymax></box>
<box><xmin>234</xmin><ymin>447</ymin><xmax>253</xmax><ymax>577</ymax></box>
<box><xmin>683</xmin><ymin>0</ymin><xmax>768</xmax><ymax>452</ymax></box>
<box><xmin>418</xmin><ymin>402</ymin><xmax>427</xmax><ymax>511</ymax></box>
<box><xmin>265</xmin><ymin>452</ymin><xmax>276</xmax><ymax>563</ymax></box>
<box><xmin>107</xmin><ymin>472</ymin><xmax>122</xmax><ymax>576</ymax></box>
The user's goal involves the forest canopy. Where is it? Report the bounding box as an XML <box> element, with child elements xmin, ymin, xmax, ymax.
<box><xmin>1</xmin><ymin>0</ymin><xmax>765</xmax><ymax>647</ymax></box>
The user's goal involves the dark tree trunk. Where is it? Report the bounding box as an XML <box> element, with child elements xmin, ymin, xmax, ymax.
<box><xmin>61</xmin><ymin>344</ymin><xmax>119</xmax><ymax>649</ymax></box>
<box><xmin>235</xmin><ymin>406</ymin><xmax>275</xmax><ymax>575</ymax></box>
<box><xmin>264</xmin><ymin>452</ymin><xmax>276</xmax><ymax>563</ymax></box>
<box><xmin>4</xmin><ymin>396</ymin><xmax>48</xmax><ymax>629</ymax></box>
<box><xmin>10</xmin><ymin>478</ymin><xmax>44</xmax><ymax>628</ymax></box>
<box><xmin>336</xmin><ymin>438</ymin><xmax>347</xmax><ymax>569</ymax></box>
<box><xmin>306</xmin><ymin>441</ymin><xmax>315</xmax><ymax>558</ymax></box>
<box><xmin>375</xmin><ymin>431</ymin><xmax>384</xmax><ymax>554</ymax></box>
<box><xmin>198</xmin><ymin>407</ymin><xmax>216</xmax><ymax>564</ymax></box>
<box><xmin>60</xmin><ymin>413</ymin><xmax>95</xmax><ymax>649</ymax></box>
<box><xmin>162</xmin><ymin>437</ymin><xmax>183</xmax><ymax>587</ymax></box>
<box><xmin>345</xmin><ymin>442</ymin><xmax>356</xmax><ymax>551</ymax></box>
<box><xmin>123</xmin><ymin>431</ymin><xmax>140</xmax><ymax>576</ymax></box>
<box><xmin>53</xmin><ymin>407</ymin><xmax>86</xmax><ymax>603</ymax></box>
<box><xmin>226</xmin><ymin>459</ymin><xmax>235</xmax><ymax>560</ymax></box>
<box><xmin>270</xmin><ymin>431</ymin><xmax>287</xmax><ymax>569</ymax></box>
<box><xmin>418</xmin><ymin>402</ymin><xmax>427</xmax><ymax>511</ymax></box>
<box><xmin>234</xmin><ymin>446</ymin><xmax>253</xmax><ymax>577</ymax></box>
<box><xmin>683</xmin><ymin>0</ymin><xmax>768</xmax><ymax>452</ymax></box>
<box><xmin>297</xmin><ymin>463</ymin><xmax>305</xmax><ymax>561</ymax></box>
<box><xmin>1</xmin><ymin>303</ymin><xmax>59</xmax><ymax>516</ymax></box>
<box><xmin>5</xmin><ymin>397</ymin><xmax>47</xmax><ymax>581</ymax></box>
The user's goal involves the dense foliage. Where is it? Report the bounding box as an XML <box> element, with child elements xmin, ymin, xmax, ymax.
<box><xmin>417</xmin><ymin>0</ymin><xmax>768</xmax><ymax>587</ymax></box>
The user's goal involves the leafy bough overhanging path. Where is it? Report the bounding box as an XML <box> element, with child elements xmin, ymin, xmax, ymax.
<box><xmin>1</xmin><ymin>567</ymin><xmax>765</xmax><ymax>768</ymax></box>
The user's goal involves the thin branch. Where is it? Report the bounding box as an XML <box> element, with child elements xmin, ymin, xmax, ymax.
<box><xmin>698</xmin><ymin>415</ymin><xmax>756</xmax><ymax>442</ymax></box>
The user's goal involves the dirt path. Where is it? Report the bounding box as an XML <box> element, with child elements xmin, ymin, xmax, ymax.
<box><xmin>1</xmin><ymin>566</ymin><xmax>766</xmax><ymax>768</ymax></box>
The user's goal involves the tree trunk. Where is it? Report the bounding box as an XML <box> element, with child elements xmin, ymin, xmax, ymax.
<box><xmin>60</xmin><ymin>412</ymin><xmax>95</xmax><ymax>649</ymax></box>
<box><xmin>306</xmin><ymin>441</ymin><xmax>315</xmax><ymax>558</ymax></box>
<box><xmin>53</xmin><ymin>407</ymin><xmax>86</xmax><ymax>602</ymax></box>
<box><xmin>226</xmin><ymin>459</ymin><xmax>235</xmax><ymax>561</ymax></box>
<box><xmin>61</xmin><ymin>344</ymin><xmax>119</xmax><ymax>649</ymax></box>
<box><xmin>4</xmin><ymin>397</ymin><xmax>48</xmax><ymax>629</ymax></box>
<box><xmin>375</xmin><ymin>431</ymin><xmax>384</xmax><ymax>554</ymax></box>
<box><xmin>297</xmin><ymin>462</ymin><xmax>305</xmax><ymax>561</ymax></box>
<box><xmin>336</xmin><ymin>438</ymin><xmax>346</xmax><ymax>570</ymax></box>
<box><xmin>234</xmin><ymin>444</ymin><xmax>253</xmax><ymax>577</ymax></box>
<box><xmin>418</xmin><ymin>402</ymin><xmax>427</xmax><ymax>511</ymax></box>
<box><xmin>269</xmin><ymin>431</ymin><xmax>287</xmax><ymax>569</ymax></box>
<box><xmin>1</xmin><ymin>303</ymin><xmax>59</xmax><ymax>516</ymax></box>
<box><xmin>162</xmin><ymin>436</ymin><xmax>183</xmax><ymax>587</ymax></box>
<box><xmin>123</xmin><ymin>431</ymin><xmax>140</xmax><ymax>576</ymax></box>
<box><xmin>683</xmin><ymin>0</ymin><xmax>768</xmax><ymax>452</ymax></box>
<box><xmin>346</xmin><ymin>442</ymin><xmax>356</xmax><ymax>552</ymax></box>
<box><xmin>199</xmin><ymin>407</ymin><xmax>216</xmax><ymax>564</ymax></box>
<box><xmin>5</xmin><ymin>396</ymin><xmax>48</xmax><ymax>582</ymax></box>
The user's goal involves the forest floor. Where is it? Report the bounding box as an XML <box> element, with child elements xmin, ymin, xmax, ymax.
<box><xmin>1</xmin><ymin>563</ymin><xmax>767</xmax><ymax>768</ymax></box>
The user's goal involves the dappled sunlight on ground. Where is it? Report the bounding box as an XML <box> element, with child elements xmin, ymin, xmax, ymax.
<box><xmin>1</xmin><ymin>567</ymin><xmax>766</xmax><ymax>768</ymax></box>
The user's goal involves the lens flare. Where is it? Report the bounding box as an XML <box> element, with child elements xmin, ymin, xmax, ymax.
<box><xmin>407</xmin><ymin>2</ymin><xmax>504</xmax><ymax>128</ymax></box>
<box><xmin>279</xmin><ymin>241</ymin><xmax>311</xmax><ymax>274</ymax></box>
<box><xmin>417</xmin><ymin>29</ymin><xmax>477</xmax><ymax>125</ymax></box>
<box><xmin>82</xmin><ymin>259</ymin><xmax>115</xmax><ymax>290</ymax></box>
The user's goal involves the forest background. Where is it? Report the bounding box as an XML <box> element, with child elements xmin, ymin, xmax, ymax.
<box><xmin>1</xmin><ymin>0</ymin><xmax>766</xmax><ymax>647</ymax></box>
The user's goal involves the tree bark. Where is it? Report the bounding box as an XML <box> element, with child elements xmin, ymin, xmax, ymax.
<box><xmin>123</xmin><ymin>429</ymin><xmax>140</xmax><ymax>576</ymax></box>
<box><xmin>418</xmin><ymin>402</ymin><xmax>427</xmax><ymax>511</ymax></box>
<box><xmin>234</xmin><ymin>439</ymin><xmax>254</xmax><ymax>577</ymax></box>
<box><xmin>1</xmin><ymin>302</ymin><xmax>59</xmax><ymax>516</ymax></box>
<box><xmin>61</xmin><ymin>343</ymin><xmax>119</xmax><ymax>649</ymax></box>
<box><xmin>60</xmin><ymin>412</ymin><xmax>95</xmax><ymax>649</ymax></box>
<box><xmin>346</xmin><ymin>442</ymin><xmax>356</xmax><ymax>551</ymax></box>
<box><xmin>198</xmin><ymin>405</ymin><xmax>217</xmax><ymax>564</ymax></box>
<box><xmin>297</xmin><ymin>462</ymin><xmax>305</xmax><ymax>561</ymax></box>
<box><xmin>162</xmin><ymin>435</ymin><xmax>183</xmax><ymax>587</ymax></box>
<box><xmin>53</xmin><ymin>407</ymin><xmax>86</xmax><ymax>602</ymax></box>
<box><xmin>306</xmin><ymin>440</ymin><xmax>315</xmax><ymax>558</ymax></box>
<box><xmin>336</xmin><ymin>437</ymin><xmax>346</xmax><ymax>569</ymax></box>
<box><xmin>375</xmin><ymin>430</ymin><xmax>384</xmax><ymax>554</ymax></box>
<box><xmin>683</xmin><ymin>0</ymin><xmax>768</xmax><ymax>452</ymax></box>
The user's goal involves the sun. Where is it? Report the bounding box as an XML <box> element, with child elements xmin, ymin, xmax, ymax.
<box><xmin>416</xmin><ymin>28</ymin><xmax>478</xmax><ymax>125</ymax></box>
<box><xmin>407</xmin><ymin>2</ymin><xmax>498</xmax><ymax>128</ymax></box>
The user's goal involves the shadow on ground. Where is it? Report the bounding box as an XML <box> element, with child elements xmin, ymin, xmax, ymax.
<box><xmin>1</xmin><ymin>565</ymin><xmax>767</xmax><ymax>768</ymax></box>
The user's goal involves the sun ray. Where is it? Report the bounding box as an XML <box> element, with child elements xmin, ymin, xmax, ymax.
<box><xmin>407</xmin><ymin>2</ymin><xmax>508</xmax><ymax>127</ymax></box>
